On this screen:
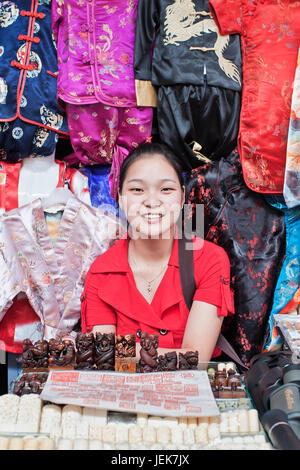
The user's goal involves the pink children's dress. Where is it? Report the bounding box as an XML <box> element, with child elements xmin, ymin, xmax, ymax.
<box><xmin>52</xmin><ymin>0</ymin><xmax>153</xmax><ymax>199</ymax></box>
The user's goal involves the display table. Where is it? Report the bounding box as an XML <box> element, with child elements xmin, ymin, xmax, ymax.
<box><xmin>0</xmin><ymin>361</ymin><xmax>273</xmax><ymax>451</ymax></box>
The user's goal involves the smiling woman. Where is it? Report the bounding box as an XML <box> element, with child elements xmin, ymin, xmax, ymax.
<box><xmin>118</xmin><ymin>143</ymin><xmax>185</xmax><ymax>241</ymax></box>
<box><xmin>81</xmin><ymin>142</ymin><xmax>235</xmax><ymax>362</ymax></box>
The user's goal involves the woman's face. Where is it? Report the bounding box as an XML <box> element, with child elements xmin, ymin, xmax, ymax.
<box><xmin>119</xmin><ymin>154</ymin><xmax>185</xmax><ymax>239</ymax></box>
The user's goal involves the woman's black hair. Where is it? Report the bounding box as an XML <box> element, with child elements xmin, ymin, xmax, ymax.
<box><xmin>118</xmin><ymin>142</ymin><xmax>184</xmax><ymax>194</ymax></box>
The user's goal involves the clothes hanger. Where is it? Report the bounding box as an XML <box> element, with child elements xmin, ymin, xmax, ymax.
<box><xmin>41</xmin><ymin>186</ymin><xmax>73</xmax><ymax>211</ymax></box>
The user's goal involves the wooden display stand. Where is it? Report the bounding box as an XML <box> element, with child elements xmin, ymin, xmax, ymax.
<box><xmin>114</xmin><ymin>357</ymin><xmax>136</xmax><ymax>373</ymax></box>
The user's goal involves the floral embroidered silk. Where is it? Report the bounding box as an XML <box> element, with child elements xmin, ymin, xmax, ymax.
<box><xmin>185</xmin><ymin>149</ymin><xmax>286</xmax><ymax>365</ymax></box>
<box><xmin>0</xmin><ymin>0</ymin><xmax>68</xmax><ymax>136</ymax></box>
<box><xmin>52</xmin><ymin>0</ymin><xmax>139</xmax><ymax>107</ymax></box>
<box><xmin>284</xmin><ymin>47</ymin><xmax>300</xmax><ymax>208</ymax></box>
<box><xmin>0</xmin><ymin>196</ymin><xmax>122</xmax><ymax>340</ymax></box>
<box><xmin>209</xmin><ymin>0</ymin><xmax>300</xmax><ymax>194</ymax></box>
<box><xmin>263</xmin><ymin>196</ymin><xmax>300</xmax><ymax>351</ymax></box>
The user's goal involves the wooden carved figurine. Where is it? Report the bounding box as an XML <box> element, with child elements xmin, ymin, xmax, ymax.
<box><xmin>115</xmin><ymin>334</ymin><xmax>136</xmax><ymax>357</ymax></box>
<box><xmin>75</xmin><ymin>332</ymin><xmax>95</xmax><ymax>369</ymax></box>
<box><xmin>178</xmin><ymin>351</ymin><xmax>199</xmax><ymax>370</ymax></box>
<box><xmin>157</xmin><ymin>351</ymin><xmax>177</xmax><ymax>371</ymax></box>
<box><xmin>22</xmin><ymin>338</ymin><xmax>49</xmax><ymax>370</ymax></box>
<box><xmin>138</xmin><ymin>332</ymin><xmax>159</xmax><ymax>373</ymax></box>
<box><xmin>94</xmin><ymin>332</ymin><xmax>115</xmax><ymax>370</ymax></box>
<box><xmin>48</xmin><ymin>338</ymin><xmax>75</xmax><ymax>368</ymax></box>
<box><xmin>115</xmin><ymin>334</ymin><xmax>136</xmax><ymax>372</ymax></box>
<box><xmin>13</xmin><ymin>372</ymin><xmax>48</xmax><ymax>396</ymax></box>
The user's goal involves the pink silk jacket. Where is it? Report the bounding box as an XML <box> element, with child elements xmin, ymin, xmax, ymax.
<box><xmin>0</xmin><ymin>196</ymin><xmax>122</xmax><ymax>342</ymax></box>
<box><xmin>52</xmin><ymin>0</ymin><xmax>139</xmax><ymax>107</ymax></box>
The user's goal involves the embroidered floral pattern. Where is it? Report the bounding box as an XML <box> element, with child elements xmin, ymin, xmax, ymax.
<box><xmin>52</xmin><ymin>0</ymin><xmax>139</xmax><ymax>106</ymax></box>
<box><xmin>0</xmin><ymin>197</ymin><xmax>122</xmax><ymax>347</ymax></box>
<box><xmin>64</xmin><ymin>102</ymin><xmax>152</xmax><ymax>198</ymax></box>
<box><xmin>283</xmin><ymin>47</ymin><xmax>300</xmax><ymax>208</ymax></box>
<box><xmin>210</xmin><ymin>0</ymin><xmax>300</xmax><ymax>193</ymax></box>
<box><xmin>0</xmin><ymin>0</ymin><xmax>69</xmax><ymax>157</ymax></box>
<box><xmin>184</xmin><ymin>149</ymin><xmax>285</xmax><ymax>364</ymax></box>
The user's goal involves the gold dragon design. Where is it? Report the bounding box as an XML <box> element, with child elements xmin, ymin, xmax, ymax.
<box><xmin>164</xmin><ymin>0</ymin><xmax>241</xmax><ymax>85</ymax></box>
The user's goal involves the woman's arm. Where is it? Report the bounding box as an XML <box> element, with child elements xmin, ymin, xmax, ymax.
<box><xmin>90</xmin><ymin>301</ymin><xmax>223</xmax><ymax>362</ymax></box>
<box><xmin>150</xmin><ymin>301</ymin><xmax>223</xmax><ymax>362</ymax></box>
<box><xmin>174</xmin><ymin>242</ymin><xmax>233</xmax><ymax>362</ymax></box>
<box><xmin>181</xmin><ymin>300</ymin><xmax>223</xmax><ymax>361</ymax></box>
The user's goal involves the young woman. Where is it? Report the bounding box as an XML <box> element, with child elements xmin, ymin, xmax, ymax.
<box><xmin>81</xmin><ymin>142</ymin><xmax>234</xmax><ymax>361</ymax></box>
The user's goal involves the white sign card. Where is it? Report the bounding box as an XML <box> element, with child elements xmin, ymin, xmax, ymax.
<box><xmin>41</xmin><ymin>369</ymin><xmax>220</xmax><ymax>417</ymax></box>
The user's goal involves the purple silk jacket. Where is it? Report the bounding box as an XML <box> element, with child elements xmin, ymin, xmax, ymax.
<box><xmin>52</xmin><ymin>0</ymin><xmax>138</xmax><ymax>107</ymax></box>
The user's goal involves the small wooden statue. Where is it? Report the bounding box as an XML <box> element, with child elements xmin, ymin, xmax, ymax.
<box><xmin>115</xmin><ymin>334</ymin><xmax>136</xmax><ymax>357</ymax></box>
<box><xmin>178</xmin><ymin>351</ymin><xmax>199</xmax><ymax>370</ymax></box>
<box><xmin>115</xmin><ymin>334</ymin><xmax>136</xmax><ymax>372</ymax></box>
<box><xmin>13</xmin><ymin>372</ymin><xmax>48</xmax><ymax>396</ymax></box>
<box><xmin>22</xmin><ymin>338</ymin><xmax>49</xmax><ymax>370</ymax></box>
<box><xmin>157</xmin><ymin>351</ymin><xmax>177</xmax><ymax>371</ymax></box>
<box><xmin>138</xmin><ymin>332</ymin><xmax>159</xmax><ymax>373</ymax></box>
<box><xmin>94</xmin><ymin>332</ymin><xmax>115</xmax><ymax>370</ymax></box>
<box><xmin>48</xmin><ymin>338</ymin><xmax>75</xmax><ymax>368</ymax></box>
<box><xmin>75</xmin><ymin>332</ymin><xmax>95</xmax><ymax>369</ymax></box>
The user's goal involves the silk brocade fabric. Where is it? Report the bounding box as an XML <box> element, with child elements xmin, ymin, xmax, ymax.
<box><xmin>184</xmin><ymin>149</ymin><xmax>286</xmax><ymax>365</ymax></box>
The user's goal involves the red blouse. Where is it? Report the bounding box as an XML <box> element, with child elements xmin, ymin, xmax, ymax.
<box><xmin>81</xmin><ymin>236</ymin><xmax>234</xmax><ymax>358</ymax></box>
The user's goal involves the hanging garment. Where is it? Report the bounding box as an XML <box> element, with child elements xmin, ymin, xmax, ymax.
<box><xmin>0</xmin><ymin>158</ymin><xmax>91</xmax><ymax>353</ymax></box>
<box><xmin>263</xmin><ymin>197</ymin><xmax>300</xmax><ymax>351</ymax></box>
<box><xmin>0</xmin><ymin>0</ymin><xmax>69</xmax><ymax>161</ymax></box>
<box><xmin>209</xmin><ymin>0</ymin><xmax>300</xmax><ymax>194</ymax></box>
<box><xmin>0</xmin><ymin>212</ymin><xmax>60</xmax><ymax>354</ymax></box>
<box><xmin>0</xmin><ymin>159</ymin><xmax>90</xmax><ymax>212</ymax></box>
<box><xmin>51</xmin><ymin>0</ymin><xmax>153</xmax><ymax>196</ymax></box>
<box><xmin>157</xmin><ymin>84</ymin><xmax>241</xmax><ymax>169</ymax></box>
<box><xmin>81</xmin><ymin>165</ymin><xmax>120</xmax><ymax>218</ymax></box>
<box><xmin>0</xmin><ymin>119</ymin><xmax>61</xmax><ymax>162</ymax></box>
<box><xmin>51</xmin><ymin>0</ymin><xmax>139</xmax><ymax>107</ymax></box>
<box><xmin>0</xmin><ymin>195</ymin><xmax>122</xmax><ymax>353</ymax></box>
<box><xmin>184</xmin><ymin>149</ymin><xmax>285</xmax><ymax>365</ymax></box>
<box><xmin>64</xmin><ymin>101</ymin><xmax>153</xmax><ymax>199</ymax></box>
<box><xmin>280</xmin><ymin>288</ymin><xmax>300</xmax><ymax>316</ymax></box>
<box><xmin>134</xmin><ymin>0</ymin><xmax>242</xmax><ymax>170</ymax></box>
<box><xmin>283</xmin><ymin>47</ymin><xmax>300</xmax><ymax>209</ymax></box>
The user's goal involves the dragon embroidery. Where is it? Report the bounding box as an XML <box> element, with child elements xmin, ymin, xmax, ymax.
<box><xmin>163</xmin><ymin>0</ymin><xmax>241</xmax><ymax>85</ymax></box>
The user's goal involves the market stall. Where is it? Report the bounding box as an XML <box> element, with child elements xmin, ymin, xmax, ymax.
<box><xmin>0</xmin><ymin>0</ymin><xmax>299</xmax><ymax>453</ymax></box>
<box><xmin>0</xmin><ymin>333</ymin><xmax>272</xmax><ymax>450</ymax></box>
<box><xmin>0</xmin><ymin>330</ymin><xmax>298</xmax><ymax>450</ymax></box>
